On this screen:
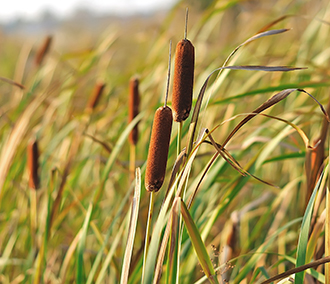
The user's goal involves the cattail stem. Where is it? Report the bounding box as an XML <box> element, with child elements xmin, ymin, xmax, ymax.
<box><xmin>129</xmin><ymin>144</ymin><xmax>136</xmax><ymax>181</ymax></box>
<box><xmin>177</xmin><ymin>122</ymin><xmax>183</xmax><ymax>158</ymax></box>
<box><xmin>184</xmin><ymin>8</ymin><xmax>188</xmax><ymax>40</ymax></box>
<box><xmin>326</xmin><ymin>143</ymin><xmax>330</xmax><ymax>283</ymax></box>
<box><xmin>141</xmin><ymin>191</ymin><xmax>155</xmax><ymax>283</ymax></box>
<box><xmin>30</xmin><ymin>189</ymin><xmax>37</xmax><ymax>252</ymax></box>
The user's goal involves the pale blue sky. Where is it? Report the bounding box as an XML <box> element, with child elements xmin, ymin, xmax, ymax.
<box><xmin>0</xmin><ymin>0</ymin><xmax>178</xmax><ymax>21</ymax></box>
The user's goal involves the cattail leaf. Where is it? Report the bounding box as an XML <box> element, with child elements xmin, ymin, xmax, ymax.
<box><xmin>222</xmin><ymin>88</ymin><xmax>329</xmax><ymax>147</ymax></box>
<box><xmin>204</xmin><ymin>130</ymin><xmax>278</xmax><ymax>188</ymax></box>
<box><xmin>180</xmin><ymin>197</ymin><xmax>219</xmax><ymax>284</ymax></box>
<box><xmin>257</xmin><ymin>15</ymin><xmax>294</xmax><ymax>33</ymax></box>
<box><xmin>76</xmin><ymin>203</ymin><xmax>93</xmax><ymax>284</ymax></box>
<box><xmin>0</xmin><ymin>76</ymin><xmax>25</xmax><ymax>89</ymax></box>
<box><xmin>213</xmin><ymin>81</ymin><xmax>330</xmax><ymax>105</ymax></box>
<box><xmin>120</xmin><ymin>168</ymin><xmax>141</xmax><ymax>284</ymax></box>
<box><xmin>297</xmin><ymin>88</ymin><xmax>330</xmax><ymax>121</ymax></box>
<box><xmin>223</xmin><ymin>29</ymin><xmax>290</xmax><ymax>68</ymax></box>
<box><xmin>295</xmin><ymin>170</ymin><xmax>325</xmax><ymax>284</ymax></box>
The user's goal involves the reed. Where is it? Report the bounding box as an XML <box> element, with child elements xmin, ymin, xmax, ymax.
<box><xmin>172</xmin><ymin>10</ymin><xmax>195</xmax><ymax>122</ymax></box>
<box><xmin>35</xmin><ymin>35</ymin><xmax>52</xmax><ymax>66</ymax></box>
<box><xmin>86</xmin><ymin>81</ymin><xmax>106</xmax><ymax>112</ymax></box>
<box><xmin>145</xmin><ymin>105</ymin><xmax>173</xmax><ymax>192</ymax></box>
<box><xmin>27</xmin><ymin>139</ymin><xmax>40</xmax><ymax>190</ymax></box>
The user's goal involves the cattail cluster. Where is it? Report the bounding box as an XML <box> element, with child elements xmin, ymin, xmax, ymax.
<box><xmin>145</xmin><ymin>106</ymin><xmax>173</xmax><ymax>192</ymax></box>
<box><xmin>172</xmin><ymin>39</ymin><xmax>195</xmax><ymax>122</ymax></box>
<box><xmin>87</xmin><ymin>81</ymin><xmax>106</xmax><ymax>111</ymax></box>
<box><xmin>35</xmin><ymin>35</ymin><xmax>52</xmax><ymax>66</ymax></box>
<box><xmin>128</xmin><ymin>77</ymin><xmax>140</xmax><ymax>145</ymax></box>
<box><xmin>27</xmin><ymin>139</ymin><xmax>40</xmax><ymax>190</ymax></box>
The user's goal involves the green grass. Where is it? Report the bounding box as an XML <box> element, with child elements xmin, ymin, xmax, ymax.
<box><xmin>1</xmin><ymin>0</ymin><xmax>330</xmax><ymax>283</ymax></box>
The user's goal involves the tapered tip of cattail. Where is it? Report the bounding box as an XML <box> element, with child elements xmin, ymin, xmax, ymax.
<box><xmin>145</xmin><ymin>106</ymin><xmax>173</xmax><ymax>192</ymax></box>
<box><xmin>86</xmin><ymin>80</ymin><xmax>106</xmax><ymax>112</ymax></box>
<box><xmin>128</xmin><ymin>77</ymin><xmax>140</xmax><ymax>145</ymax></box>
<box><xmin>35</xmin><ymin>35</ymin><xmax>52</xmax><ymax>66</ymax></box>
<box><xmin>172</xmin><ymin>39</ymin><xmax>195</xmax><ymax>122</ymax></box>
<box><xmin>27</xmin><ymin>139</ymin><xmax>40</xmax><ymax>190</ymax></box>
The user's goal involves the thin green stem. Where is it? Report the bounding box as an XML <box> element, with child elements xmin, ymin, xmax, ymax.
<box><xmin>177</xmin><ymin>122</ymin><xmax>182</xmax><ymax>161</ymax></box>
<box><xmin>141</xmin><ymin>191</ymin><xmax>155</xmax><ymax>283</ymax></box>
<box><xmin>30</xmin><ymin>189</ymin><xmax>37</xmax><ymax>251</ymax></box>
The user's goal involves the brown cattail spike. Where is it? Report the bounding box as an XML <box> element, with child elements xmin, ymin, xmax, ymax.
<box><xmin>128</xmin><ymin>77</ymin><xmax>140</xmax><ymax>145</ymax></box>
<box><xmin>35</xmin><ymin>35</ymin><xmax>52</xmax><ymax>66</ymax></box>
<box><xmin>87</xmin><ymin>81</ymin><xmax>106</xmax><ymax>111</ymax></box>
<box><xmin>145</xmin><ymin>106</ymin><xmax>173</xmax><ymax>192</ymax></box>
<box><xmin>27</xmin><ymin>139</ymin><xmax>40</xmax><ymax>190</ymax></box>
<box><xmin>172</xmin><ymin>38</ymin><xmax>195</xmax><ymax>122</ymax></box>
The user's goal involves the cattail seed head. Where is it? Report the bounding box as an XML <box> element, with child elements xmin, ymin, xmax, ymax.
<box><xmin>87</xmin><ymin>81</ymin><xmax>106</xmax><ymax>112</ymax></box>
<box><xmin>145</xmin><ymin>106</ymin><xmax>173</xmax><ymax>192</ymax></box>
<box><xmin>27</xmin><ymin>139</ymin><xmax>40</xmax><ymax>190</ymax></box>
<box><xmin>172</xmin><ymin>39</ymin><xmax>195</xmax><ymax>122</ymax></box>
<box><xmin>35</xmin><ymin>35</ymin><xmax>52</xmax><ymax>66</ymax></box>
<box><xmin>128</xmin><ymin>77</ymin><xmax>140</xmax><ymax>145</ymax></box>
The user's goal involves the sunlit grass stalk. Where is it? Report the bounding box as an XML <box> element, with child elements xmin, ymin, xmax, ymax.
<box><xmin>130</xmin><ymin>144</ymin><xmax>136</xmax><ymax>180</ymax></box>
<box><xmin>29</xmin><ymin>189</ymin><xmax>37</xmax><ymax>253</ymax></box>
<box><xmin>326</xmin><ymin>142</ymin><xmax>330</xmax><ymax>283</ymax></box>
<box><xmin>142</xmin><ymin>190</ymin><xmax>155</xmax><ymax>283</ymax></box>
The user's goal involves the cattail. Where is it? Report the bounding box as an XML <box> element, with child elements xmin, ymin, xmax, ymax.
<box><xmin>27</xmin><ymin>139</ymin><xmax>40</xmax><ymax>190</ymax></box>
<box><xmin>128</xmin><ymin>77</ymin><xmax>140</xmax><ymax>145</ymax></box>
<box><xmin>172</xmin><ymin>10</ymin><xmax>195</xmax><ymax>122</ymax></box>
<box><xmin>87</xmin><ymin>81</ymin><xmax>106</xmax><ymax>111</ymax></box>
<box><xmin>145</xmin><ymin>106</ymin><xmax>173</xmax><ymax>192</ymax></box>
<box><xmin>35</xmin><ymin>35</ymin><xmax>52</xmax><ymax>66</ymax></box>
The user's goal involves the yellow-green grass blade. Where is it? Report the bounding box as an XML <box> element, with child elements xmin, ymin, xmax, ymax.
<box><xmin>120</xmin><ymin>168</ymin><xmax>141</xmax><ymax>284</ymax></box>
<box><xmin>180</xmin><ymin>197</ymin><xmax>219</xmax><ymax>284</ymax></box>
<box><xmin>86</xmin><ymin>182</ymin><xmax>135</xmax><ymax>284</ymax></box>
<box><xmin>76</xmin><ymin>203</ymin><xmax>93</xmax><ymax>283</ymax></box>
<box><xmin>95</xmin><ymin>217</ymin><xmax>126</xmax><ymax>284</ymax></box>
<box><xmin>295</xmin><ymin>169</ymin><xmax>325</xmax><ymax>284</ymax></box>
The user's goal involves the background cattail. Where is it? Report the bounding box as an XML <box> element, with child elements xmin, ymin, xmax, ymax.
<box><xmin>27</xmin><ymin>139</ymin><xmax>40</xmax><ymax>190</ymax></box>
<box><xmin>35</xmin><ymin>35</ymin><xmax>52</xmax><ymax>66</ymax></box>
<box><xmin>128</xmin><ymin>77</ymin><xmax>140</xmax><ymax>145</ymax></box>
<box><xmin>86</xmin><ymin>81</ymin><xmax>106</xmax><ymax>111</ymax></box>
<box><xmin>145</xmin><ymin>106</ymin><xmax>173</xmax><ymax>192</ymax></box>
<box><xmin>172</xmin><ymin>38</ymin><xmax>195</xmax><ymax>122</ymax></box>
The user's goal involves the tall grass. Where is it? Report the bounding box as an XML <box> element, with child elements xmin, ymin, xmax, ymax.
<box><xmin>0</xmin><ymin>0</ymin><xmax>330</xmax><ymax>283</ymax></box>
